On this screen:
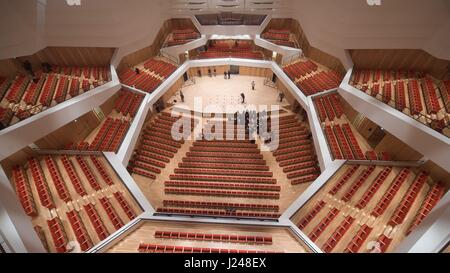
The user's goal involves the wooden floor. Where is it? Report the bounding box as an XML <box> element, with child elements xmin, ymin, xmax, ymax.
<box><xmin>11</xmin><ymin>153</ymin><xmax>142</xmax><ymax>253</ymax></box>
<box><xmin>167</xmin><ymin>75</ymin><xmax>290</xmax><ymax>113</ymax></box>
<box><xmin>290</xmin><ymin>163</ymin><xmax>446</xmax><ymax>253</ymax></box>
<box><xmin>105</xmin><ymin>220</ymin><xmax>311</xmax><ymax>253</ymax></box>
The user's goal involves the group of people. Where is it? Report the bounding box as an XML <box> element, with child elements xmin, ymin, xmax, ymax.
<box><xmin>224</xmin><ymin>70</ymin><xmax>231</xmax><ymax>79</ymax></box>
<box><xmin>22</xmin><ymin>61</ymin><xmax>53</xmax><ymax>83</ymax></box>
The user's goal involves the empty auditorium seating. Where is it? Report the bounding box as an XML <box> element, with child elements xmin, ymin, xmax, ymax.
<box><xmin>138</xmin><ymin>243</ymin><xmax>279</xmax><ymax>253</ymax></box>
<box><xmin>119</xmin><ymin>58</ymin><xmax>177</xmax><ymax>93</ymax></box>
<box><xmin>308</xmin><ymin>207</ymin><xmax>340</xmax><ymax>242</ymax></box>
<box><xmin>87</xmin><ymin>117</ymin><xmax>131</xmax><ymax>152</ymax></box>
<box><xmin>154</xmin><ymin>230</ymin><xmax>272</xmax><ymax>245</ymax></box>
<box><xmin>113</xmin><ymin>191</ymin><xmax>138</xmax><ymax>220</ymax></box>
<box><xmin>47</xmin><ymin>217</ymin><xmax>68</xmax><ymax>253</ymax></box>
<box><xmin>406</xmin><ymin>182</ymin><xmax>445</xmax><ymax>235</ymax></box>
<box><xmin>12</xmin><ymin>166</ymin><xmax>38</xmax><ymax>217</ymax></box>
<box><xmin>297</xmin><ymin>71</ymin><xmax>343</xmax><ymax>95</ymax></box>
<box><xmin>371</xmin><ymin>168</ymin><xmax>411</xmax><ymax>217</ymax></box>
<box><xmin>166</xmin><ymin>29</ymin><xmax>200</xmax><ymax>47</ymax></box>
<box><xmin>61</xmin><ymin>155</ymin><xmax>88</xmax><ymax>197</ymax></box>
<box><xmin>89</xmin><ymin>155</ymin><xmax>114</xmax><ymax>186</ymax></box>
<box><xmin>28</xmin><ymin>157</ymin><xmax>55</xmax><ymax>209</ymax></box>
<box><xmin>351</xmin><ymin>69</ymin><xmax>449</xmax><ymax>135</ymax></box>
<box><xmin>165</xmin><ymin>188</ymin><xmax>279</xmax><ymax>199</ymax></box>
<box><xmin>328</xmin><ymin>165</ymin><xmax>360</xmax><ymax>195</ymax></box>
<box><xmin>296</xmin><ymin>200</ymin><xmax>326</xmax><ymax>229</ymax></box>
<box><xmin>376</xmin><ymin>234</ymin><xmax>393</xmax><ymax>253</ymax></box>
<box><xmin>66</xmin><ymin>210</ymin><xmax>93</xmax><ymax>251</ymax></box>
<box><xmin>114</xmin><ymin>89</ymin><xmax>145</xmax><ymax>117</ymax></box>
<box><xmin>262</xmin><ymin>29</ymin><xmax>296</xmax><ymax>47</ymax></box>
<box><xmin>344</xmin><ymin>224</ymin><xmax>373</xmax><ymax>253</ymax></box>
<box><xmin>341</xmin><ymin>165</ymin><xmax>376</xmax><ymax>202</ymax></box>
<box><xmin>44</xmin><ymin>156</ymin><xmax>71</xmax><ymax>202</ymax></box>
<box><xmin>322</xmin><ymin>216</ymin><xmax>355</xmax><ymax>252</ymax></box>
<box><xmin>98</xmin><ymin>197</ymin><xmax>124</xmax><ymax>230</ymax></box>
<box><xmin>75</xmin><ymin>155</ymin><xmax>102</xmax><ymax>191</ymax></box>
<box><xmin>355</xmin><ymin>167</ymin><xmax>392</xmax><ymax>209</ymax></box>
<box><xmin>157</xmin><ymin>208</ymin><xmax>280</xmax><ymax>219</ymax></box>
<box><xmin>83</xmin><ymin>203</ymin><xmax>110</xmax><ymax>241</ymax></box>
<box><xmin>162</xmin><ymin>200</ymin><xmax>279</xmax><ymax>212</ymax></box>
<box><xmin>324</xmin><ymin>123</ymin><xmax>366</xmax><ymax>160</ymax></box>
<box><xmin>388</xmin><ymin>172</ymin><xmax>428</xmax><ymax>226</ymax></box>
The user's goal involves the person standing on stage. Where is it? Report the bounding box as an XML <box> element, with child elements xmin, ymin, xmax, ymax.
<box><xmin>180</xmin><ymin>90</ymin><xmax>185</xmax><ymax>103</ymax></box>
<box><xmin>251</xmin><ymin>81</ymin><xmax>255</xmax><ymax>90</ymax></box>
<box><xmin>240</xmin><ymin>93</ymin><xmax>245</xmax><ymax>104</ymax></box>
<box><xmin>228</xmin><ymin>71</ymin><xmax>231</xmax><ymax>79</ymax></box>
<box><xmin>224</xmin><ymin>71</ymin><xmax>227</xmax><ymax>79</ymax></box>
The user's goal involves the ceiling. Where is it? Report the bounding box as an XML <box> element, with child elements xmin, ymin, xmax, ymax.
<box><xmin>0</xmin><ymin>0</ymin><xmax>449</xmax><ymax>67</ymax></box>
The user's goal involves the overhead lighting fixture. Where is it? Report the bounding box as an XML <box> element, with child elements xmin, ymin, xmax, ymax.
<box><xmin>66</xmin><ymin>0</ymin><xmax>81</xmax><ymax>6</ymax></box>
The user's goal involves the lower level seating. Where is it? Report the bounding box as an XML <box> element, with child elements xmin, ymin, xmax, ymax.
<box><xmin>154</xmin><ymin>230</ymin><xmax>272</xmax><ymax>245</ymax></box>
<box><xmin>138</xmin><ymin>243</ymin><xmax>279</xmax><ymax>253</ymax></box>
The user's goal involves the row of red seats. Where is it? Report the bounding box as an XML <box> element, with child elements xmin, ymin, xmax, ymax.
<box><xmin>155</xmin><ymin>231</ymin><xmax>272</xmax><ymax>245</ymax></box>
<box><xmin>198</xmin><ymin>51</ymin><xmax>264</xmax><ymax>60</ymax></box>
<box><xmin>133</xmin><ymin>154</ymin><xmax>166</xmax><ymax>169</ymax></box>
<box><xmin>172</xmin><ymin>31</ymin><xmax>199</xmax><ymax>41</ymax></box>
<box><xmin>406</xmin><ymin>183</ymin><xmax>445</xmax><ymax>235</ymax></box>
<box><xmin>283</xmin><ymin>160</ymin><xmax>318</xmax><ymax>174</ymax></box>
<box><xmin>277</xmin><ymin>139</ymin><xmax>311</xmax><ymax>151</ymax></box>
<box><xmin>286</xmin><ymin>166</ymin><xmax>320</xmax><ymax>180</ymax></box>
<box><xmin>333</xmin><ymin>124</ymin><xmax>355</xmax><ymax>159</ymax></box>
<box><xmin>113</xmin><ymin>191</ymin><xmax>137</xmax><ymax>221</ymax></box>
<box><xmin>186</xmin><ymin>151</ymin><xmax>263</xmax><ymax>159</ymax></box>
<box><xmin>66</xmin><ymin>210</ymin><xmax>93</xmax><ymax>251</ymax></box>
<box><xmin>275</xmin><ymin>149</ymin><xmax>315</xmax><ymax>163</ymax></box>
<box><xmin>165</xmin><ymin>180</ymin><xmax>280</xmax><ymax>192</ymax></box>
<box><xmin>273</xmin><ymin>143</ymin><xmax>312</xmax><ymax>157</ymax></box>
<box><xmin>44</xmin><ymin>155</ymin><xmax>71</xmax><ymax>202</ymax></box>
<box><xmin>143</xmin><ymin>134</ymin><xmax>182</xmax><ymax>149</ymax></box>
<box><xmin>421</xmin><ymin>78</ymin><xmax>440</xmax><ymax>114</ymax></box>
<box><xmin>341</xmin><ymin>165</ymin><xmax>376</xmax><ymax>202</ymax></box>
<box><xmin>98</xmin><ymin>119</ymin><xmax>121</xmax><ymax>151</ymax></box>
<box><xmin>28</xmin><ymin>157</ymin><xmax>55</xmax><ymax>209</ymax></box>
<box><xmin>261</xmin><ymin>30</ymin><xmax>290</xmax><ymax>41</ymax></box>
<box><xmin>291</xmin><ymin>173</ymin><xmax>320</xmax><ymax>185</ymax></box>
<box><xmin>75</xmin><ymin>155</ymin><xmax>101</xmax><ymax>191</ymax></box>
<box><xmin>395</xmin><ymin>80</ymin><xmax>407</xmax><ymax>110</ymax></box>
<box><xmin>183</xmin><ymin>156</ymin><xmax>266</xmax><ymax>165</ymax></box>
<box><xmin>54</xmin><ymin>76</ymin><xmax>69</xmax><ymax>103</ymax></box>
<box><xmin>165</xmin><ymin>188</ymin><xmax>280</xmax><ymax>199</ymax></box>
<box><xmin>132</xmin><ymin>161</ymin><xmax>161</xmax><ymax>175</ymax></box>
<box><xmin>136</xmin><ymin>149</ymin><xmax>170</xmax><ymax>163</ymax></box>
<box><xmin>408</xmin><ymin>79</ymin><xmax>423</xmax><ymax>115</ymax></box>
<box><xmin>322</xmin><ymin>216</ymin><xmax>355</xmax><ymax>252</ymax></box>
<box><xmin>128</xmin><ymin>167</ymin><xmax>156</xmax><ymax>179</ymax></box>
<box><xmin>355</xmin><ymin>167</ymin><xmax>392</xmax><ymax>209</ymax></box>
<box><xmin>138</xmin><ymin>243</ymin><xmax>279</xmax><ymax>253</ymax></box>
<box><xmin>0</xmin><ymin>77</ymin><xmax>10</xmax><ymax>101</ymax></box>
<box><xmin>324</xmin><ymin>125</ymin><xmax>343</xmax><ymax>159</ymax></box>
<box><xmin>308</xmin><ymin>207</ymin><xmax>340</xmax><ymax>242</ymax></box>
<box><xmin>56</xmin><ymin>66</ymin><xmax>110</xmax><ymax>81</ymax></box>
<box><xmin>382</xmin><ymin>82</ymin><xmax>392</xmax><ymax>103</ymax></box>
<box><xmin>267</xmin><ymin>39</ymin><xmax>296</xmax><ymax>47</ymax></box>
<box><xmin>108</xmin><ymin>120</ymin><xmax>130</xmax><ymax>152</ymax></box>
<box><xmin>23</xmin><ymin>77</ymin><xmax>45</xmax><ymax>105</ymax></box>
<box><xmin>297</xmin><ymin>71</ymin><xmax>342</xmax><ymax>96</ymax></box>
<box><xmin>114</xmin><ymin>90</ymin><xmax>144</xmax><ymax>118</ymax></box>
<box><xmin>98</xmin><ymin>196</ymin><xmax>124</xmax><ymax>230</ymax></box>
<box><xmin>119</xmin><ymin>69</ymin><xmax>162</xmax><ymax>93</ymax></box>
<box><xmin>39</xmin><ymin>74</ymin><xmax>57</xmax><ymax>106</ymax></box>
<box><xmin>142</xmin><ymin>139</ymin><xmax>178</xmax><ymax>153</ymax></box>
<box><xmin>12</xmin><ymin>166</ymin><xmax>38</xmax><ymax>216</ymax></box>
<box><xmin>297</xmin><ymin>200</ymin><xmax>326</xmax><ymax>229</ymax></box>
<box><xmin>89</xmin><ymin>155</ymin><xmax>114</xmax><ymax>186</ymax></box>
<box><xmin>69</xmin><ymin>77</ymin><xmax>80</xmax><ymax>97</ymax></box>
<box><xmin>169</xmin><ymin>173</ymin><xmax>276</xmax><ymax>184</ymax></box>
<box><xmin>341</xmin><ymin>124</ymin><xmax>366</xmax><ymax>159</ymax></box>
<box><xmin>83</xmin><ymin>203</ymin><xmax>110</xmax><ymax>241</ymax></box>
<box><xmin>376</xmin><ymin>234</ymin><xmax>393</xmax><ymax>253</ymax></box>
<box><xmin>441</xmin><ymin>80</ymin><xmax>450</xmax><ymax>113</ymax></box>
<box><xmin>352</xmin><ymin>70</ymin><xmax>422</xmax><ymax>85</ymax></box>
<box><xmin>283</xmin><ymin>60</ymin><xmax>318</xmax><ymax>81</ymax></box>
<box><xmin>157</xmin><ymin>208</ymin><xmax>281</xmax><ymax>219</ymax></box>
<box><xmin>174</xmin><ymin>167</ymin><xmax>273</xmax><ymax>178</ymax></box>
<box><xmin>190</xmin><ymin>145</ymin><xmax>260</xmax><ymax>154</ymax></box>
<box><xmin>344</xmin><ymin>224</ymin><xmax>373</xmax><ymax>253</ymax></box>
<box><xmin>279</xmin><ymin>154</ymin><xmax>317</xmax><ymax>167</ymax></box>
<box><xmin>163</xmin><ymin>199</ymin><xmax>279</xmax><ymax>212</ymax></box>
<box><xmin>143</xmin><ymin>59</ymin><xmax>177</xmax><ymax>78</ymax></box>
<box><xmin>47</xmin><ymin>217</ymin><xmax>68</xmax><ymax>253</ymax></box>
<box><xmin>142</xmin><ymin>144</ymin><xmax>175</xmax><ymax>158</ymax></box>
<box><xmin>179</xmin><ymin>161</ymin><xmax>268</xmax><ymax>171</ymax></box>
<box><xmin>388</xmin><ymin>172</ymin><xmax>428</xmax><ymax>226</ymax></box>
<box><xmin>328</xmin><ymin>165</ymin><xmax>360</xmax><ymax>195</ymax></box>
<box><xmin>61</xmin><ymin>155</ymin><xmax>88</xmax><ymax>197</ymax></box>
<box><xmin>5</xmin><ymin>75</ymin><xmax>29</xmax><ymax>103</ymax></box>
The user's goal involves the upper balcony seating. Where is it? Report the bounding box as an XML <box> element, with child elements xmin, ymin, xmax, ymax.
<box><xmin>166</xmin><ymin>28</ymin><xmax>200</xmax><ymax>47</ymax></box>
<box><xmin>154</xmin><ymin>230</ymin><xmax>273</xmax><ymax>245</ymax></box>
<box><xmin>323</xmin><ymin>123</ymin><xmax>366</xmax><ymax>160</ymax></box>
<box><xmin>28</xmin><ymin>157</ymin><xmax>55</xmax><ymax>209</ymax></box>
<box><xmin>163</xmin><ymin>199</ymin><xmax>279</xmax><ymax>212</ymax></box>
<box><xmin>44</xmin><ymin>155</ymin><xmax>71</xmax><ymax>202</ymax></box>
<box><xmin>261</xmin><ymin>29</ymin><xmax>296</xmax><ymax>48</ymax></box>
<box><xmin>0</xmin><ymin>66</ymin><xmax>111</xmax><ymax>130</ymax></box>
<box><xmin>12</xmin><ymin>166</ymin><xmax>38</xmax><ymax>217</ymax></box>
<box><xmin>138</xmin><ymin>243</ymin><xmax>280</xmax><ymax>253</ymax></box>
<box><xmin>87</xmin><ymin>117</ymin><xmax>131</xmax><ymax>152</ymax></box>
<box><xmin>119</xmin><ymin>58</ymin><xmax>177</xmax><ymax>93</ymax></box>
<box><xmin>198</xmin><ymin>40</ymin><xmax>263</xmax><ymax>60</ymax></box>
<box><xmin>350</xmin><ymin>69</ymin><xmax>450</xmax><ymax>136</ymax></box>
<box><xmin>297</xmin><ymin>71</ymin><xmax>342</xmax><ymax>96</ymax></box>
<box><xmin>113</xmin><ymin>89</ymin><xmax>145</xmax><ymax>118</ymax></box>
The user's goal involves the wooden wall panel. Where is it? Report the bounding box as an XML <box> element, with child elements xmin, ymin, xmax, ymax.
<box><xmin>350</xmin><ymin>49</ymin><xmax>450</xmax><ymax>80</ymax></box>
<box><xmin>375</xmin><ymin>132</ymin><xmax>423</xmax><ymax>161</ymax></box>
<box><xmin>1</xmin><ymin>147</ymin><xmax>37</xmax><ymax>178</ymax></box>
<box><xmin>162</xmin><ymin>76</ymin><xmax>184</xmax><ymax>104</ymax></box>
